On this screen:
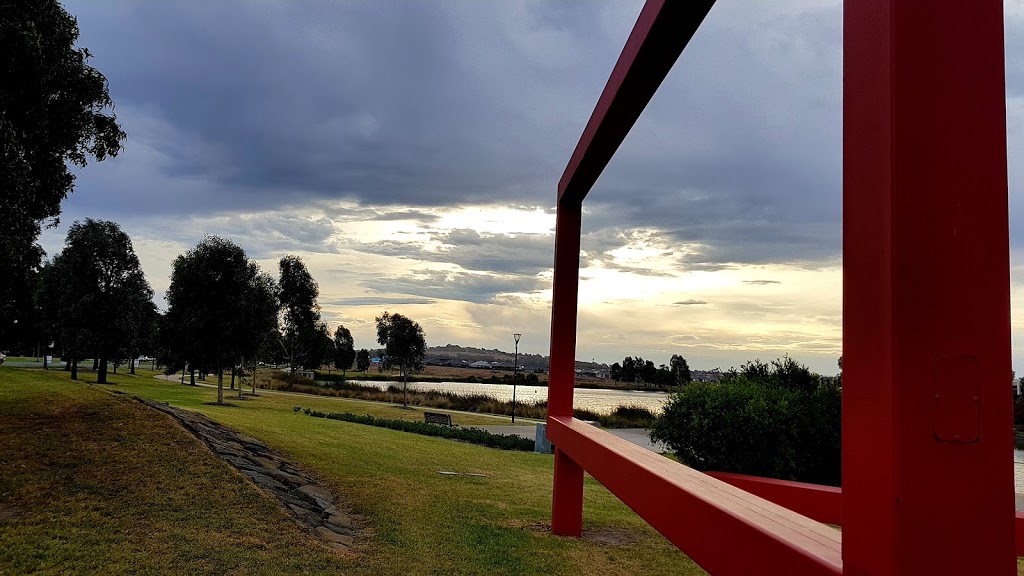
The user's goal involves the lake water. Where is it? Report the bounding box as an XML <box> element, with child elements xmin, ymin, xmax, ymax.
<box><xmin>346</xmin><ymin>380</ymin><xmax>670</xmax><ymax>414</ymax></box>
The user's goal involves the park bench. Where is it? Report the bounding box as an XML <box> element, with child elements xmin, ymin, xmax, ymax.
<box><xmin>423</xmin><ymin>412</ymin><xmax>453</xmax><ymax>427</ymax></box>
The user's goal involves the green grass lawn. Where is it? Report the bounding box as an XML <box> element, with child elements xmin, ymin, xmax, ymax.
<box><xmin>0</xmin><ymin>367</ymin><xmax>703</xmax><ymax>575</ymax></box>
<box><xmin>149</xmin><ymin>372</ymin><xmax>538</xmax><ymax>426</ymax></box>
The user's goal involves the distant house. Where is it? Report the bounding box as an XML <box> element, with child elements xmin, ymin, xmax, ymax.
<box><xmin>691</xmin><ymin>370</ymin><xmax>722</xmax><ymax>383</ymax></box>
<box><xmin>371</xmin><ymin>357</ymin><xmax>381</xmax><ymax>364</ymax></box>
<box><xmin>469</xmin><ymin>361</ymin><xmax>492</xmax><ymax>369</ymax></box>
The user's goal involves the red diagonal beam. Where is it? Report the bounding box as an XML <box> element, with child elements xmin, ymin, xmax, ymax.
<box><xmin>557</xmin><ymin>0</ymin><xmax>716</xmax><ymax>204</ymax></box>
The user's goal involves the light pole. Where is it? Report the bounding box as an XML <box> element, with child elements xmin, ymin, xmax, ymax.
<box><xmin>512</xmin><ymin>333</ymin><xmax>521</xmax><ymax>423</ymax></box>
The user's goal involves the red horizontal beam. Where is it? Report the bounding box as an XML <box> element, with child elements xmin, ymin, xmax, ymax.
<box><xmin>546</xmin><ymin>416</ymin><xmax>842</xmax><ymax>575</ymax></box>
<box><xmin>707</xmin><ymin>472</ymin><xmax>842</xmax><ymax>526</ymax></box>
<box><xmin>557</xmin><ymin>0</ymin><xmax>715</xmax><ymax>204</ymax></box>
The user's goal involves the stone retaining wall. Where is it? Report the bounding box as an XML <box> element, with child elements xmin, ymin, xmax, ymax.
<box><xmin>132</xmin><ymin>396</ymin><xmax>357</xmax><ymax>553</ymax></box>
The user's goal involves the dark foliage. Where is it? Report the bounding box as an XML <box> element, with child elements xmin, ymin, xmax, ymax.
<box><xmin>278</xmin><ymin>255</ymin><xmax>325</xmax><ymax>372</ymax></box>
<box><xmin>1014</xmin><ymin>397</ymin><xmax>1024</xmax><ymax>427</ymax></box>
<box><xmin>650</xmin><ymin>356</ymin><xmax>841</xmax><ymax>486</ymax></box>
<box><xmin>1</xmin><ymin>1</ymin><xmax>126</xmax><ymax>345</ymax></box>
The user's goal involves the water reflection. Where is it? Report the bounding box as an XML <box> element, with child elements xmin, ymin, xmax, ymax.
<box><xmin>346</xmin><ymin>380</ymin><xmax>670</xmax><ymax>414</ymax></box>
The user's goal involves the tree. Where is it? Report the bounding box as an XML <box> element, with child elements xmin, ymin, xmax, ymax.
<box><xmin>610</xmin><ymin>362</ymin><xmax>622</xmax><ymax>381</ymax></box>
<box><xmin>165</xmin><ymin>237</ymin><xmax>277</xmax><ymax>405</ymax></box>
<box><xmin>669</xmin><ymin>354</ymin><xmax>692</xmax><ymax>386</ymax></box>
<box><xmin>375</xmin><ymin>312</ymin><xmax>426</xmax><ymax>408</ymax></box>
<box><xmin>333</xmin><ymin>325</ymin><xmax>355</xmax><ymax>377</ymax></box>
<box><xmin>55</xmin><ymin>220</ymin><xmax>153</xmax><ymax>384</ymax></box>
<box><xmin>232</xmin><ymin>269</ymin><xmax>279</xmax><ymax>399</ymax></box>
<box><xmin>277</xmin><ymin>255</ymin><xmax>323</xmax><ymax>373</ymax></box>
<box><xmin>356</xmin><ymin>348</ymin><xmax>370</xmax><ymax>373</ymax></box>
<box><xmin>1</xmin><ymin>1</ymin><xmax>126</xmax><ymax>347</ymax></box>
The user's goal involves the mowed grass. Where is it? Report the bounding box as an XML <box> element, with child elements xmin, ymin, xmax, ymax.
<box><xmin>0</xmin><ymin>367</ymin><xmax>704</xmax><ymax>575</ymax></box>
<box><xmin>149</xmin><ymin>372</ymin><xmax>538</xmax><ymax>426</ymax></box>
<box><xmin>0</xmin><ymin>367</ymin><xmax>350</xmax><ymax>575</ymax></box>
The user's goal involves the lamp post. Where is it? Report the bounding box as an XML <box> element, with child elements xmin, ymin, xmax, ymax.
<box><xmin>512</xmin><ymin>333</ymin><xmax>521</xmax><ymax>423</ymax></box>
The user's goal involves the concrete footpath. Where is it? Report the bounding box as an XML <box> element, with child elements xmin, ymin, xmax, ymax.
<box><xmin>475</xmin><ymin>425</ymin><xmax>666</xmax><ymax>453</ymax></box>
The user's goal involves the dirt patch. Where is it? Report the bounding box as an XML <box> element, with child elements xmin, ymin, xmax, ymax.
<box><xmin>504</xmin><ymin>519</ymin><xmax>639</xmax><ymax>546</ymax></box>
<box><xmin>582</xmin><ymin>528</ymin><xmax>639</xmax><ymax>546</ymax></box>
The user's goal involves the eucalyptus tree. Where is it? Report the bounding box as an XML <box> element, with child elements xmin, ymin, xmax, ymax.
<box><xmin>333</xmin><ymin>325</ymin><xmax>355</xmax><ymax>377</ymax></box>
<box><xmin>53</xmin><ymin>220</ymin><xmax>153</xmax><ymax>383</ymax></box>
<box><xmin>375</xmin><ymin>312</ymin><xmax>426</xmax><ymax>408</ymax></box>
<box><xmin>356</xmin><ymin>349</ymin><xmax>371</xmax><ymax>373</ymax></box>
<box><xmin>165</xmin><ymin>237</ymin><xmax>278</xmax><ymax>404</ymax></box>
<box><xmin>1</xmin><ymin>1</ymin><xmax>126</xmax><ymax>346</ymax></box>
<box><xmin>278</xmin><ymin>255</ymin><xmax>324</xmax><ymax>372</ymax></box>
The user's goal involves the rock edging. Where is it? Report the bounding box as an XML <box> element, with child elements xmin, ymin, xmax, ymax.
<box><xmin>133</xmin><ymin>397</ymin><xmax>357</xmax><ymax>552</ymax></box>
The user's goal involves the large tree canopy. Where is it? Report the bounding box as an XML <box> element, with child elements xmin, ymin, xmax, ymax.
<box><xmin>50</xmin><ymin>219</ymin><xmax>153</xmax><ymax>383</ymax></box>
<box><xmin>1</xmin><ymin>0</ymin><xmax>126</xmax><ymax>345</ymax></box>
<box><xmin>278</xmin><ymin>255</ymin><xmax>324</xmax><ymax>372</ymax></box>
<box><xmin>165</xmin><ymin>236</ymin><xmax>277</xmax><ymax>404</ymax></box>
<box><xmin>333</xmin><ymin>324</ymin><xmax>355</xmax><ymax>376</ymax></box>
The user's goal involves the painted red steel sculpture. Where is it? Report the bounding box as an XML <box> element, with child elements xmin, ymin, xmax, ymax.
<box><xmin>546</xmin><ymin>1</ymin><xmax>1015</xmax><ymax>574</ymax></box>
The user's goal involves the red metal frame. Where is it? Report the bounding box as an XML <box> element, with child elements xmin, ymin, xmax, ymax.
<box><xmin>548</xmin><ymin>1</ymin><xmax>1015</xmax><ymax>574</ymax></box>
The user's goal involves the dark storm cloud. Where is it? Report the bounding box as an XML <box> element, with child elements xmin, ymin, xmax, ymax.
<box><xmin>65</xmin><ymin>1</ymin><xmax>1024</xmax><ymax>268</ymax></box>
<box><xmin>70</xmin><ymin>2</ymin><xmax>638</xmax><ymax>212</ymax></box>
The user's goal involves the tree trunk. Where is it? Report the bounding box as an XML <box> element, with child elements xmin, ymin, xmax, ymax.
<box><xmin>92</xmin><ymin>355</ymin><xmax>98</xmax><ymax>370</ymax></box>
<box><xmin>113</xmin><ymin>361</ymin><xmax>118</xmax><ymax>374</ymax></box>
<box><xmin>230</xmin><ymin>367</ymin><xmax>235</xmax><ymax>390</ymax></box>
<box><xmin>190</xmin><ymin>369</ymin><xmax>196</xmax><ymax>386</ymax></box>
<box><xmin>64</xmin><ymin>358</ymin><xmax>71</xmax><ymax>371</ymax></box>
<box><xmin>130</xmin><ymin>357</ymin><xmax>136</xmax><ymax>375</ymax></box>
<box><xmin>42</xmin><ymin>349</ymin><xmax>47</xmax><ymax>370</ymax></box>
<box><xmin>97</xmin><ymin>356</ymin><xmax>108</xmax><ymax>384</ymax></box>
<box><xmin>238</xmin><ymin>358</ymin><xmax>244</xmax><ymax>400</ymax></box>
<box><xmin>217</xmin><ymin>368</ymin><xmax>224</xmax><ymax>405</ymax></box>
<box><xmin>251</xmin><ymin>361</ymin><xmax>257</xmax><ymax>395</ymax></box>
<box><xmin>403</xmin><ymin>372</ymin><xmax>408</xmax><ymax>408</ymax></box>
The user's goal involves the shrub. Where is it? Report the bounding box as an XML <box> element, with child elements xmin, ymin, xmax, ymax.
<box><xmin>1014</xmin><ymin>397</ymin><xmax>1024</xmax><ymax>426</ymax></box>
<box><xmin>649</xmin><ymin>363</ymin><xmax>841</xmax><ymax>486</ymax></box>
<box><xmin>301</xmin><ymin>409</ymin><xmax>535</xmax><ymax>451</ymax></box>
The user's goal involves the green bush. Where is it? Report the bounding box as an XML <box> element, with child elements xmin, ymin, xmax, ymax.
<box><xmin>649</xmin><ymin>358</ymin><xmax>841</xmax><ymax>486</ymax></box>
<box><xmin>301</xmin><ymin>408</ymin><xmax>535</xmax><ymax>451</ymax></box>
<box><xmin>1014</xmin><ymin>396</ymin><xmax>1024</xmax><ymax>426</ymax></box>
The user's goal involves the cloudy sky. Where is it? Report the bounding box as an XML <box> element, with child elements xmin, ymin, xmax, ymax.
<box><xmin>37</xmin><ymin>1</ymin><xmax>1024</xmax><ymax>375</ymax></box>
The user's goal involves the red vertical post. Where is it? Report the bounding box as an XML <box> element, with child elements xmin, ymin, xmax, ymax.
<box><xmin>549</xmin><ymin>199</ymin><xmax>584</xmax><ymax>536</ymax></box>
<box><xmin>844</xmin><ymin>2</ymin><xmax>1014</xmax><ymax>575</ymax></box>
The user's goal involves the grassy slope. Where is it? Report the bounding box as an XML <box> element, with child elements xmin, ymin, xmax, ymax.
<box><xmin>0</xmin><ymin>367</ymin><xmax>349</xmax><ymax>575</ymax></box>
<box><xmin>0</xmin><ymin>367</ymin><xmax>703</xmax><ymax>575</ymax></box>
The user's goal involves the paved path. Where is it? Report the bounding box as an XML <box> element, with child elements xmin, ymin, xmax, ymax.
<box><xmin>475</xmin><ymin>425</ymin><xmax>666</xmax><ymax>453</ymax></box>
